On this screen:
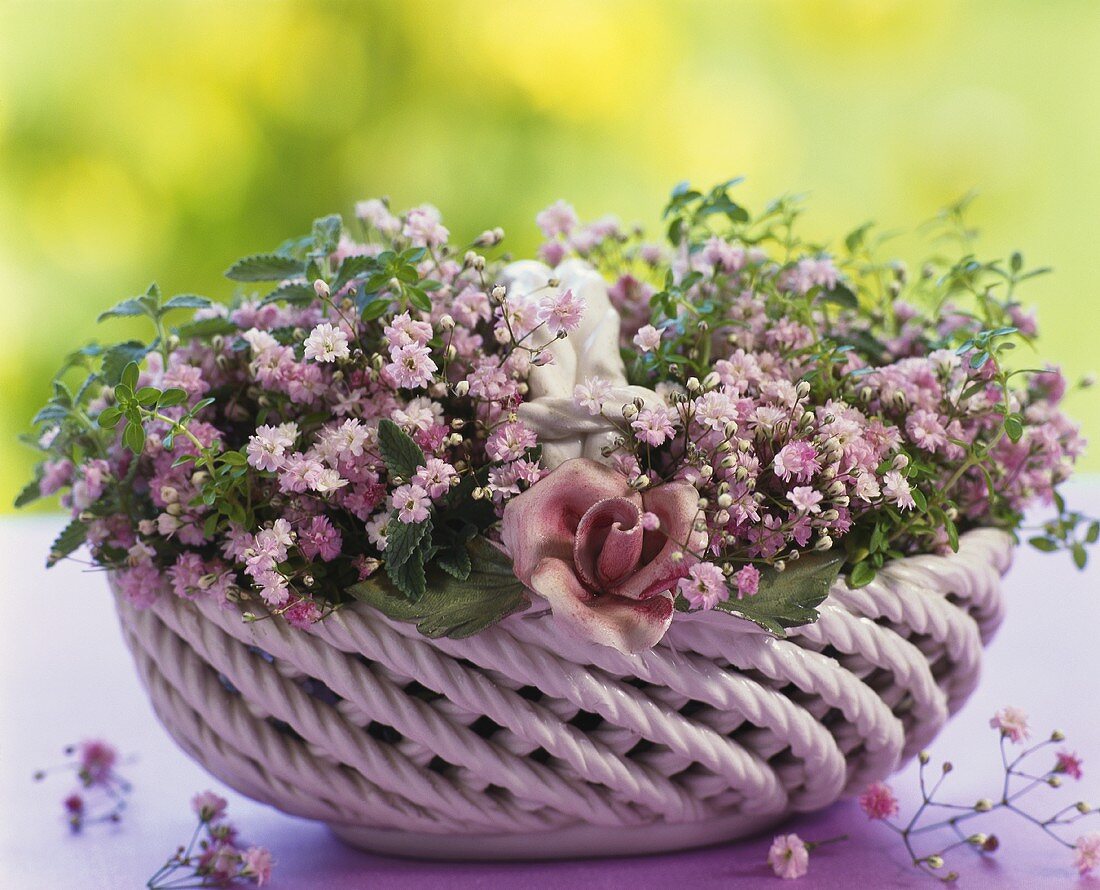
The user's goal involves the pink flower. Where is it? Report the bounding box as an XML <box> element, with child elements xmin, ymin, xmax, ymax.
<box><xmin>240</xmin><ymin>846</ymin><xmax>274</xmax><ymax>885</ymax></box>
<box><xmin>77</xmin><ymin>740</ymin><xmax>118</xmax><ymax>786</ymax></box>
<box><xmin>632</xmin><ymin>405</ymin><xmax>677</xmax><ymax>446</ymax></box>
<box><xmin>298</xmin><ymin>515</ymin><xmax>342</xmax><ymax>562</ymax></box>
<box><xmin>414</xmin><ymin>458</ymin><xmax>459</xmax><ymax>499</ymax></box>
<box><xmin>733</xmin><ymin>564</ymin><xmax>761</xmax><ymax>599</ymax></box>
<box><xmin>633</xmin><ymin>324</ymin><xmax>663</xmax><ymax>353</ymax></box>
<box><xmin>486</xmin><ymin>421</ymin><xmax>538</xmax><ymax>463</ymax></box>
<box><xmin>535</xmin><ymin>199</ymin><xmax>578</xmax><ymax>238</ymax></box>
<box><xmin>538</xmin><ymin>288</ymin><xmax>586</xmax><ymax>335</ymax></box>
<box><xmin>302</xmin><ymin>322</ymin><xmax>350</xmax><ymax>363</ymax></box>
<box><xmin>383</xmin><ymin>311</ymin><xmax>433</xmax><ymax>348</ymax></box>
<box><xmin>385</xmin><ymin>342</ymin><xmax>437</xmax><ymax>389</ymax></box>
<box><xmin>191</xmin><ymin>790</ymin><xmax>228</xmax><ymax>822</ymax></box>
<box><xmin>284</xmin><ymin>598</ymin><xmax>322</xmax><ymax>629</ymax></box>
<box><xmin>767</xmin><ymin>833</ymin><xmax>810</xmax><ymax>879</ymax></box>
<box><xmin>574</xmin><ymin>377</ymin><xmax>612</xmax><ymax>416</ymax></box>
<box><xmin>246</xmin><ymin>423</ymin><xmax>298</xmax><ymax>472</ymax></box>
<box><xmin>1074</xmin><ymin>833</ymin><xmax>1100</xmax><ymax>875</ymax></box>
<box><xmin>990</xmin><ymin>706</ymin><xmax>1031</xmax><ymax>743</ymax></box>
<box><xmin>772</xmin><ymin>441</ymin><xmax>820</xmax><ymax>483</ymax></box>
<box><xmin>391</xmin><ymin>483</ymin><xmax>430</xmax><ymax>524</ymax></box>
<box><xmin>858</xmin><ymin>782</ymin><xmax>899</xmax><ymax>820</ymax></box>
<box><xmin>1056</xmin><ymin>750</ymin><xmax>1084</xmax><ymax>780</ymax></box>
<box><xmin>501</xmin><ymin>459</ymin><xmax>704</xmax><ymax>654</ymax></box>
<box><xmin>677</xmin><ymin>562</ymin><xmax>728</xmax><ymax>610</ymax></box>
<box><xmin>882</xmin><ymin>470</ymin><xmax>916</xmax><ymax>511</ymax></box>
<box><xmin>788</xmin><ymin>486</ymin><xmax>823</xmax><ymax>515</ymax></box>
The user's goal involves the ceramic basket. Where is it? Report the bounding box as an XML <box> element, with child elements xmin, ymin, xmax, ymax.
<box><xmin>111</xmin><ymin>528</ymin><xmax>1012</xmax><ymax>860</ymax></box>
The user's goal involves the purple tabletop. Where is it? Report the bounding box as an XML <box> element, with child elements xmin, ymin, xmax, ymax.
<box><xmin>3</xmin><ymin>481</ymin><xmax>1100</xmax><ymax>889</ymax></box>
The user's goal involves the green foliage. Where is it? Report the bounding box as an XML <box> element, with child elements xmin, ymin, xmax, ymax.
<box><xmin>711</xmin><ymin>552</ymin><xmax>844</xmax><ymax>635</ymax></box>
<box><xmin>225</xmin><ymin>254</ymin><xmax>303</xmax><ymax>282</ymax></box>
<box><xmin>47</xmin><ymin>517</ymin><xmax>88</xmax><ymax>567</ymax></box>
<box><xmin>348</xmin><ymin>537</ymin><xmax>530</xmax><ymax>638</ymax></box>
<box><xmin>376</xmin><ymin>418</ymin><xmax>425</xmax><ymax>479</ymax></box>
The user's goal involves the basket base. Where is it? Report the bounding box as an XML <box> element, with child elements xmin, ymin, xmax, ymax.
<box><xmin>327</xmin><ymin>811</ymin><xmax>784</xmax><ymax>861</ymax></box>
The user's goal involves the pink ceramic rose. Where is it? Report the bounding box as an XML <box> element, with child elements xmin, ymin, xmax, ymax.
<box><xmin>501</xmin><ymin>458</ymin><xmax>705</xmax><ymax>654</ymax></box>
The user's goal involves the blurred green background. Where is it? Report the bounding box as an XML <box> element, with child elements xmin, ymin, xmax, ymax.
<box><xmin>2</xmin><ymin>0</ymin><xmax>1097</xmax><ymax>512</ymax></box>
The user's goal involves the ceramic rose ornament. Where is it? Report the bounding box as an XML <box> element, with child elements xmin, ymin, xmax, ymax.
<box><xmin>501</xmin><ymin>458</ymin><xmax>705</xmax><ymax>654</ymax></box>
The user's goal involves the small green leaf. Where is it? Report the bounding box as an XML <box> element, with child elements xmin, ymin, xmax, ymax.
<box><xmin>136</xmin><ymin>386</ymin><xmax>161</xmax><ymax>405</ymax></box>
<box><xmin>821</xmin><ymin>282</ymin><xmax>859</xmax><ymax>309</ymax></box>
<box><xmin>97</xmin><ymin>406</ymin><xmax>123</xmax><ymax>428</ymax></box>
<box><xmin>124</xmin><ymin>420</ymin><xmax>146</xmax><ymax>455</ymax></box>
<box><xmin>1004</xmin><ymin>414</ymin><xmax>1024</xmax><ymax>442</ymax></box>
<box><xmin>436</xmin><ymin>544</ymin><xmax>473</xmax><ymax>581</ymax></box>
<box><xmin>261</xmin><ymin>282</ymin><xmax>317</xmax><ymax>306</ymax></box>
<box><xmin>386</xmin><ymin>551</ymin><xmax>427</xmax><ymax>600</ymax></box>
<box><xmin>14</xmin><ymin>478</ymin><xmax>42</xmax><ymax>508</ymax></box>
<box><xmin>386</xmin><ymin>517</ymin><xmax>432</xmax><ymax>570</ymax></box>
<box><xmin>47</xmin><ymin>517</ymin><xmax>88</xmax><ymax>567</ymax></box>
<box><xmin>101</xmin><ymin>342</ymin><xmax>151</xmax><ymax>386</ymax></box>
<box><xmin>911</xmin><ymin>488</ymin><xmax>928</xmax><ymax>512</ymax></box>
<box><xmin>162</xmin><ymin>294</ymin><xmax>213</xmax><ymax>311</ymax></box>
<box><xmin>156</xmin><ymin>388</ymin><xmax>189</xmax><ymax>408</ymax></box>
<box><xmin>848</xmin><ymin>560</ymin><xmax>877</xmax><ymax>588</ymax></box>
<box><xmin>349</xmin><ymin>537</ymin><xmax>529</xmax><ymax>638</ymax></box>
<box><xmin>121</xmin><ymin>361</ymin><xmax>140</xmax><ymax>391</ymax></box>
<box><xmin>175</xmin><ymin>316</ymin><xmax>239</xmax><ymax>340</ymax></box>
<box><xmin>225</xmin><ymin>254</ymin><xmax>303</xmax><ymax>282</ymax></box>
<box><xmin>331</xmin><ymin>254</ymin><xmax>378</xmax><ymax>293</ymax></box>
<box><xmin>97</xmin><ymin>297</ymin><xmax>150</xmax><ymax>322</ymax></box>
<box><xmin>311</xmin><ymin>214</ymin><xmax>343</xmax><ymax>255</ymax></box>
<box><xmin>1086</xmin><ymin>522</ymin><xmax>1099</xmax><ymax>545</ymax></box>
<box><xmin>714</xmin><ymin>552</ymin><xmax>844</xmax><ymax>636</ymax></box>
<box><xmin>377</xmin><ymin>419</ymin><xmax>425</xmax><ymax>479</ymax></box>
<box><xmin>1072</xmin><ymin>542</ymin><xmax>1088</xmax><ymax>570</ymax></box>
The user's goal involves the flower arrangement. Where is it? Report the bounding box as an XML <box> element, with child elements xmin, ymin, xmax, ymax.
<box><xmin>17</xmin><ymin>181</ymin><xmax>1093</xmax><ymax>655</ymax></box>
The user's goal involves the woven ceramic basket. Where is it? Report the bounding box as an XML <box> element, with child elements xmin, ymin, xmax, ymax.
<box><xmin>112</xmin><ymin>528</ymin><xmax>1013</xmax><ymax>860</ymax></box>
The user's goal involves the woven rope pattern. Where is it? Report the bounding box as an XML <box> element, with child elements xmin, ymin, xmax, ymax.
<box><xmin>113</xmin><ymin>529</ymin><xmax>1013</xmax><ymax>853</ymax></box>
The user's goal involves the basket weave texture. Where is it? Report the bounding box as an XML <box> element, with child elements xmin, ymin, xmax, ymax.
<box><xmin>113</xmin><ymin>529</ymin><xmax>1013</xmax><ymax>859</ymax></box>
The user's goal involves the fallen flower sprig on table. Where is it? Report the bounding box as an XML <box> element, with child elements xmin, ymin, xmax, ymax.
<box><xmin>858</xmin><ymin>707</ymin><xmax>1100</xmax><ymax>882</ymax></box>
<box><xmin>146</xmin><ymin>791</ymin><xmax>273</xmax><ymax>889</ymax></box>
<box><xmin>33</xmin><ymin>739</ymin><xmax>131</xmax><ymax>833</ymax></box>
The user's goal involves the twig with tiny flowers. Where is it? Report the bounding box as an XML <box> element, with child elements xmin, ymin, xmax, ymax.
<box><xmin>33</xmin><ymin>739</ymin><xmax>131</xmax><ymax>833</ymax></box>
<box><xmin>858</xmin><ymin>707</ymin><xmax>1100</xmax><ymax>882</ymax></box>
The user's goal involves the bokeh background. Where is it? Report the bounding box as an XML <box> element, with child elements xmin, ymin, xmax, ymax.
<box><xmin>2</xmin><ymin>0</ymin><xmax>1098</xmax><ymax>511</ymax></box>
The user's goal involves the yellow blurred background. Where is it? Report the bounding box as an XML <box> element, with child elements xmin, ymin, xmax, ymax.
<box><xmin>2</xmin><ymin>0</ymin><xmax>1098</xmax><ymax>512</ymax></box>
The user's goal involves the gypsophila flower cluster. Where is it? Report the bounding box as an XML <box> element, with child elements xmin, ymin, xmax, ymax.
<box><xmin>19</xmin><ymin>203</ymin><xmax>563</xmax><ymax>623</ymax></box>
<box><xmin>858</xmin><ymin>708</ymin><xmax>1100</xmax><ymax>883</ymax></box>
<box><xmin>146</xmin><ymin>791</ymin><xmax>273</xmax><ymax>888</ymax></box>
<box><xmin>33</xmin><ymin>740</ymin><xmax>131</xmax><ymax>833</ymax></box>
<box><xmin>17</xmin><ymin>181</ymin><xmax>1093</xmax><ymax>639</ymax></box>
<box><xmin>539</xmin><ymin>181</ymin><xmax>1092</xmax><ymax>595</ymax></box>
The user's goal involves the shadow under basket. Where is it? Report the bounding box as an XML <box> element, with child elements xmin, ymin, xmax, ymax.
<box><xmin>112</xmin><ymin>529</ymin><xmax>1013</xmax><ymax>861</ymax></box>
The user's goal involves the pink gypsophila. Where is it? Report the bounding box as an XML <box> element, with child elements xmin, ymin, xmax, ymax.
<box><xmin>858</xmin><ymin>782</ymin><xmax>899</xmax><ymax>820</ymax></box>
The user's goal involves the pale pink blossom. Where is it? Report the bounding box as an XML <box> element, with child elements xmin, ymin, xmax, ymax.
<box><xmin>385</xmin><ymin>342</ymin><xmax>437</xmax><ymax>389</ymax></box>
<box><xmin>414</xmin><ymin>458</ymin><xmax>458</xmax><ymax>499</ymax></box>
<box><xmin>632</xmin><ymin>405</ymin><xmax>677</xmax><ymax>446</ymax></box>
<box><xmin>240</xmin><ymin>846</ymin><xmax>274</xmax><ymax>885</ymax></box>
<box><xmin>538</xmin><ymin>288</ymin><xmax>586</xmax><ymax>336</ymax></box>
<box><xmin>574</xmin><ymin>377</ymin><xmax>612</xmax><ymax>416</ymax></box>
<box><xmin>733</xmin><ymin>564</ymin><xmax>761</xmax><ymax>599</ymax></box>
<box><xmin>633</xmin><ymin>324</ymin><xmax>663</xmax><ymax>353</ymax></box>
<box><xmin>392</xmin><ymin>484</ymin><xmax>430</xmax><ymax>524</ymax></box>
<box><xmin>535</xmin><ymin>199</ymin><xmax>578</xmax><ymax>238</ymax></box>
<box><xmin>1074</xmin><ymin>833</ymin><xmax>1100</xmax><ymax>875</ymax></box>
<box><xmin>767</xmin><ymin>833</ymin><xmax>810</xmax><ymax>879</ymax></box>
<box><xmin>191</xmin><ymin>790</ymin><xmax>228</xmax><ymax>823</ymax></box>
<box><xmin>882</xmin><ymin>470</ymin><xmax>916</xmax><ymax>511</ymax></box>
<box><xmin>677</xmin><ymin>562</ymin><xmax>728</xmax><ymax>610</ymax></box>
<box><xmin>788</xmin><ymin>486</ymin><xmax>823</xmax><ymax>514</ymax></box>
<box><xmin>303</xmin><ymin>322</ymin><xmax>350</xmax><ymax>363</ymax></box>
<box><xmin>1056</xmin><ymin>750</ymin><xmax>1084</xmax><ymax>780</ymax></box>
<box><xmin>990</xmin><ymin>706</ymin><xmax>1031</xmax><ymax>743</ymax></box>
<box><xmin>773</xmin><ymin>441</ymin><xmax>821</xmax><ymax>483</ymax></box>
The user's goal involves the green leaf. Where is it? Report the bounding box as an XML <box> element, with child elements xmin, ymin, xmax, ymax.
<box><xmin>822</xmin><ymin>282</ymin><xmax>859</xmax><ymax>310</ymax></box>
<box><xmin>714</xmin><ymin>552</ymin><xmax>844</xmax><ymax>636</ymax></box>
<box><xmin>1086</xmin><ymin>522</ymin><xmax>1100</xmax><ymax>545</ymax></box>
<box><xmin>101</xmin><ymin>342</ymin><xmax>151</xmax><ymax>386</ymax></box>
<box><xmin>162</xmin><ymin>294</ymin><xmax>213</xmax><ymax>311</ymax></box>
<box><xmin>47</xmin><ymin>517</ymin><xmax>88</xmax><ymax>567</ymax></box>
<box><xmin>377</xmin><ymin>419</ymin><xmax>425</xmax><ymax>479</ymax></box>
<box><xmin>386</xmin><ymin>551</ymin><xmax>427</xmax><ymax>600</ymax></box>
<box><xmin>1004</xmin><ymin>414</ymin><xmax>1024</xmax><ymax>442</ymax></box>
<box><xmin>311</xmin><ymin>214</ymin><xmax>343</xmax><ymax>255</ymax></box>
<box><xmin>98</xmin><ymin>297</ymin><xmax>150</xmax><ymax>322</ymax></box>
<box><xmin>124</xmin><ymin>420</ymin><xmax>146</xmax><ymax>454</ymax></box>
<box><xmin>406</xmin><ymin>287</ymin><xmax>432</xmax><ymax>313</ymax></box>
<box><xmin>1072</xmin><ymin>542</ymin><xmax>1088</xmax><ymax>570</ymax></box>
<box><xmin>261</xmin><ymin>282</ymin><xmax>317</xmax><ymax>306</ymax></box>
<box><xmin>349</xmin><ymin>537</ymin><xmax>530</xmax><ymax>638</ymax></box>
<box><xmin>13</xmin><ymin>478</ymin><xmax>42</xmax><ymax>509</ymax></box>
<box><xmin>175</xmin><ymin>316</ymin><xmax>239</xmax><ymax>340</ymax></box>
<box><xmin>386</xmin><ymin>517</ymin><xmax>432</xmax><ymax>570</ymax></box>
<box><xmin>157</xmin><ymin>388</ymin><xmax>189</xmax><ymax>408</ymax></box>
<box><xmin>910</xmin><ymin>488</ymin><xmax>928</xmax><ymax>512</ymax></box>
<box><xmin>436</xmin><ymin>543</ymin><xmax>473</xmax><ymax>581</ymax></box>
<box><xmin>97</xmin><ymin>406</ymin><xmax>123</xmax><ymax>428</ymax></box>
<box><xmin>848</xmin><ymin>560</ymin><xmax>877</xmax><ymax>588</ymax></box>
<box><xmin>121</xmin><ymin>361</ymin><xmax>140</xmax><ymax>391</ymax></box>
<box><xmin>331</xmin><ymin>254</ymin><xmax>378</xmax><ymax>293</ymax></box>
<box><xmin>225</xmin><ymin>254</ymin><xmax>303</xmax><ymax>282</ymax></box>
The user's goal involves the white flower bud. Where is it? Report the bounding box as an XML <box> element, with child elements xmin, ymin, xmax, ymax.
<box><xmin>440</xmin><ymin>314</ymin><xmax>455</xmax><ymax>330</ymax></box>
<box><xmin>454</xmin><ymin>380</ymin><xmax>470</xmax><ymax>397</ymax></box>
<box><xmin>313</xmin><ymin>279</ymin><xmax>330</xmax><ymax>298</ymax></box>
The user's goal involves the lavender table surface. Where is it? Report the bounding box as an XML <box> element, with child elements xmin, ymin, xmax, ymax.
<box><xmin>3</xmin><ymin>482</ymin><xmax>1100</xmax><ymax>889</ymax></box>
